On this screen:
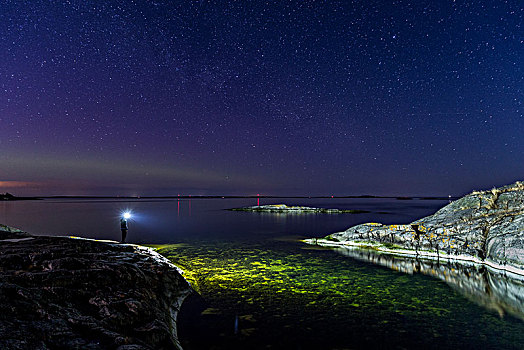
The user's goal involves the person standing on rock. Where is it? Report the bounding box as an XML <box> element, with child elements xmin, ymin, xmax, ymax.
<box><xmin>120</xmin><ymin>212</ymin><xmax>131</xmax><ymax>243</ymax></box>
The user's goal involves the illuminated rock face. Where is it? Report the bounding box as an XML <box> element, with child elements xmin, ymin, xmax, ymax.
<box><xmin>309</xmin><ymin>181</ymin><xmax>524</xmax><ymax>275</ymax></box>
<box><xmin>0</xmin><ymin>227</ymin><xmax>191</xmax><ymax>349</ymax></box>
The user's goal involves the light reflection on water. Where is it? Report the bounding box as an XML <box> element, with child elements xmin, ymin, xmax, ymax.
<box><xmin>162</xmin><ymin>239</ymin><xmax>524</xmax><ymax>350</ymax></box>
<box><xmin>0</xmin><ymin>197</ymin><xmax>448</xmax><ymax>243</ymax></box>
<box><xmin>1</xmin><ymin>198</ymin><xmax>523</xmax><ymax>349</ymax></box>
<box><xmin>333</xmin><ymin>246</ymin><xmax>524</xmax><ymax>321</ymax></box>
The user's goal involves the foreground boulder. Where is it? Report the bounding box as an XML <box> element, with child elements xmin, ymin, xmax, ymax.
<box><xmin>0</xmin><ymin>225</ymin><xmax>191</xmax><ymax>349</ymax></box>
<box><xmin>305</xmin><ymin>181</ymin><xmax>524</xmax><ymax>276</ymax></box>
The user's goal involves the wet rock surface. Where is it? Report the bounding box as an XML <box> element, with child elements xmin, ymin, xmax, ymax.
<box><xmin>0</xmin><ymin>226</ymin><xmax>191</xmax><ymax>349</ymax></box>
<box><xmin>307</xmin><ymin>181</ymin><xmax>524</xmax><ymax>275</ymax></box>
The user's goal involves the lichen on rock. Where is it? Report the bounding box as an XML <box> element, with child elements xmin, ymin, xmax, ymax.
<box><xmin>306</xmin><ymin>181</ymin><xmax>524</xmax><ymax>276</ymax></box>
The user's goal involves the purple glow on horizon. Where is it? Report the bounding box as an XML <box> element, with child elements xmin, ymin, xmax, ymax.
<box><xmin>0</xmin><ymin>1</ymin><xmax>522</xmax><ymax>197</ymax></box>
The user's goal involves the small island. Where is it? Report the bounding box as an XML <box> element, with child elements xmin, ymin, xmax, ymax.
<box><xmin>305</xmin><ymin>181</ymin><xmax>524</xmax><ymax>277</ymax></box>
<box><xmin>0</xmin><ymin>192</ymin><xmax>39</xmax><ymax>201</ymax></box>
<box><xmin>230</xmin><ymin>204</ymin><xmax>368</xmax><ymax>214</ymax></box>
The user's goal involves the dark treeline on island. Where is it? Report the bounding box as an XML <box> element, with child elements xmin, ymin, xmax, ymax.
<box><xmin>0</xmin><ymin>192</ymin><xmax>39</xmax><ymax>201</ymax></box>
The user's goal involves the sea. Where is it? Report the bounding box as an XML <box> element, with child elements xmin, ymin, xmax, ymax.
<box><xmin>1</xmin><ymin>197</ymin><xmax>523</xmax><ymax>349</ymax></box>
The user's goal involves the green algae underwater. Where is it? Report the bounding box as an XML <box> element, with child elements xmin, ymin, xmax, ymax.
<box><xmin>152</xmin><ymin>239</ymin><xmax>524</xmax><ymax>350</ymax></box>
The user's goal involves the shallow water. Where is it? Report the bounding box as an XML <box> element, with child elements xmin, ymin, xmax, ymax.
<box><xmin>1</xmin><ymin>198</ymin><xmax>523</xmax><ymax>349</ymax></box>
<box><xmin>161</xmin><ymin>241</ymin><xmax>524</xmax><ymax>350</ymax></box>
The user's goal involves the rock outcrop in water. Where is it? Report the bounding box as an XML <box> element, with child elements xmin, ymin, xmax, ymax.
<box><xmin>0</xmin><ymin>224</ymin><xmax>192</xmax><ymax>349</ymax></box>
<box><xmin>0</xmin><ymin>193</ymin><xmax>38</xmax><ymax>201</ymax></box>
<box><xmin>0</xmin><ymin>193</ymin><xmax>15</xmax><ymax>200</ymax></box>
<box><xmin>305</xmin><ymin>181</ymin><xmax>524</xmax><ymax>276</ymax></box>
<box><xmin>231</xmin><ymin>204</ymin><xmax>367</xmax><ymax>214</ymax></box>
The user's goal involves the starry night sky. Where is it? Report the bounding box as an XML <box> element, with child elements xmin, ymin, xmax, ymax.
<box><xmin>1</xmin><ymin>1</ymin><xmax>522</xmax><ymax>196</ymax></box>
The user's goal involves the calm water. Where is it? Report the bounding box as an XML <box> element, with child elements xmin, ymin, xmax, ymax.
<box><xmin>1</xmin><ymin>198</ymin><xmax>524</xmax><ymax>349</ymax></box>
<box><xmin>0</xmin><ymin>197</ymin><xmax>445</xmax><ymax>243</ymax></box>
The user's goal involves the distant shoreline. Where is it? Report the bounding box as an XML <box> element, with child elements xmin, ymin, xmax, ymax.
<box><xmin>4</xmin><ymin>195</ymin><xmax>458</xmax><ymax>201</ymax></box>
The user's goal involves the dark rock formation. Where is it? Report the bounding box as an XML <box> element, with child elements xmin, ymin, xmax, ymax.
<box><xmin>0</xmin><ymin>225</ymin><xmax>192</xmax><ymax>349</ymax></box>
<box><xmin>0</xmin><ymin>192</ymin><xmax>16</xmax><ymax>200</ymax></box>
<box><xmin>306</xmin><ymin>181</ymin><xmax>524</xmax><ymax>276</ymax></box>
<box><xmin>0</xmin><ymin>193</ymin><xmax>39</xmax><ymax>201</ymax></box>
<box><xmin>230</xmin><ymin>204</ymin><xmax>367</xmax><ymax>214</ymax></box>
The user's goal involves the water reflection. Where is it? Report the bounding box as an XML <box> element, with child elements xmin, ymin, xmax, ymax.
<box><xmin>333</xmin><ymin>246</ymin><xmax>524</xmax><ymax>321</ymax></box>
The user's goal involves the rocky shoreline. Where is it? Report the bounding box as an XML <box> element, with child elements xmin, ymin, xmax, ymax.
<box><xmin>230</xmin><ymin>204</ymin><xmax>367</xmax><ymax>214</ymax></box>
<box><xmin>305</xmin><ymin>181</ymin><xmax>524</xmax><ymax>277</ymax></box>
<box><xmin>0</xmin><ymin>224</ymin><xmax>192</xmax><ymax>349</ymax></box>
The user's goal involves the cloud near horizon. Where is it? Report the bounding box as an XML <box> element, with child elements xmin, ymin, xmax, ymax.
<box><xmin>0</xmin><ymin>181</ymin><xmax>44</xmax><ymax>189</ymax></box>
<box><xmin>0</xmin><ymin>152</ymin><xmax>272</xmax><ymax>196</ymax></box>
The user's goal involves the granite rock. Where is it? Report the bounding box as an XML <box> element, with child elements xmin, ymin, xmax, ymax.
<box><xmin>306</xmin><ymin>181</ymin><xmax>524</xmax><ymax>275</ymax></box>
<box><xmin>0</xmin><ymin>226</ymin><xmax>191</xmax><ymax>349</ymax></box>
